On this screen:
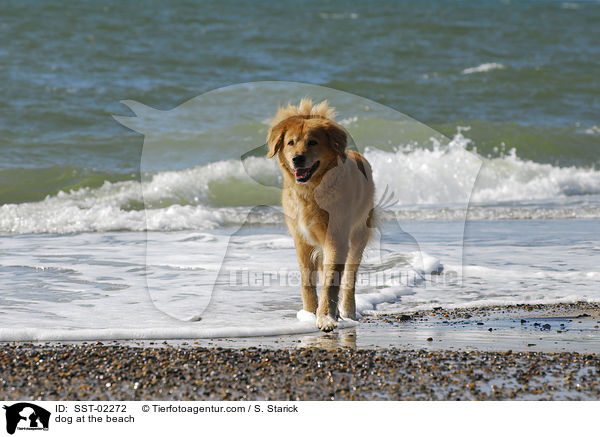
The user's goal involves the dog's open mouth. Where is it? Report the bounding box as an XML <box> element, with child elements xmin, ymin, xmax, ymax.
<box><xmin>294</xmin><ymin>161</ymin><xmax>320</xmax><ymax>183</ymax></box>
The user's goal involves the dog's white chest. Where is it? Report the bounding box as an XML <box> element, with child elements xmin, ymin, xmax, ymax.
<box><xmin>296</xmin><ymin>203</ymin><xmax>318</xmax><ymax>246</ymax></box>
<box><xmin>297</xmin><ymin>218</ymin><xmax>316</xmax><ymax>245</ymax></box>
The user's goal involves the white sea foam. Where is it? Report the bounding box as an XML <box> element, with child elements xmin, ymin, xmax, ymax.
<box><xmin>0</xmin><ymin>228</ymin><xmax>417</xmax><ymax>342</ymax></box>
<box><xmin>462</xmin><ymin>62</ymin><xmax>506</xmax><ymax>75</ymax></box>
<box><xmin>0</xmin><ymin>325</ymin><xmax>322</xmax><ymax>342</ymax></box>
<box><xmin>318</xmin><ymin>12</ymin><xmax>359</xmax><ymax>20</ymax></box>
<box><xmin>585</xmin><ymin>125</ymin><xmax>600</xmax><ymax>135</ymax></box>
<box><xmin>1</xmin><ymin>219</ymin><xmax>599</xmax><ymax>342</ymax></box>
<box><xmin>472</xmin><ymin>149</ymin><xmax>600</xmax><ymax>202</ymax></box>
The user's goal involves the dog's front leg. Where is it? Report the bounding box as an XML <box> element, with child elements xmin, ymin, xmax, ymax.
<box><xmin>316</xmin><ymin>241</ymin><xmax>348</xmax><ymax>332</ymax></box>
<box><xmin>293</xmin><ymin>236</ymin><xmax>319</xmax><ymax>313</ymax></box>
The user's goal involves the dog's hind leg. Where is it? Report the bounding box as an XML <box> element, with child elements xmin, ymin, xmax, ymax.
<box><xmin>340</xmin><ymin>225</ymin><xmax>370</xmax><ymax>320</ymax></box>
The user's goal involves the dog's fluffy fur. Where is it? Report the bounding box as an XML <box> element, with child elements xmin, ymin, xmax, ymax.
<box><xmin>267</xmin><ymin>99</ymin><xmax>375</xmax><ymax>331</ymax></box>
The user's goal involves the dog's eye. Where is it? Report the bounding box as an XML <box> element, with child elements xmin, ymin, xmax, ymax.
<box><xmin>307</xmin><ymin>140</ymin><xmax>317</xmax><ymax>146</ymax></box>
<box><xmin>287</xmin><ymin>140</ymin><xmax>295</xmax><ymax>146</ymax></box>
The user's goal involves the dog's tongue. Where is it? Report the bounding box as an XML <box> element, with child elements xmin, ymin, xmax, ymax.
<box><xmin>295</xmin><ymin>168</ymin><xmax>310</xmax><ymax>179</ymax></box>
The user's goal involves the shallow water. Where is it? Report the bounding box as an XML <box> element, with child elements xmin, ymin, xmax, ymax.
<box><xmin>0</xmin><ymin>220</ymin><xmax>597</xmax><ymax>341</ymax></box>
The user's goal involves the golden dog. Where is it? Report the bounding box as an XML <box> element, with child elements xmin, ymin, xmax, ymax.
<box><xmin>267</xmin><ymin>99</ymin><xmax>375</xmax><ymax>331</ymax></box>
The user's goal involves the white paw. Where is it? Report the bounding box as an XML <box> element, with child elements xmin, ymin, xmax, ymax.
<box><xmin>316</xmin><ymin>314</ymin><xmax>338</xmax><ymax>332</ymax></box>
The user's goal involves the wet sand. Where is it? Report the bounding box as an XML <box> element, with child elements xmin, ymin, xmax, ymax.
<box><xmin>1</xmin><ymin>302</ymin><xmax>599</xmax><ymax>401</ymax></box>
<box><xmin>160</xmin><ymin>301</ymin><xmax>600</xmax><ymax>351</ymax></box>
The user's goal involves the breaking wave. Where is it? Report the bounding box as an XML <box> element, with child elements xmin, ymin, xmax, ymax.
<box><xmin>2</xmin><ymin>129</ymin><xmax>600</xmax><ymax>234</ymax></box>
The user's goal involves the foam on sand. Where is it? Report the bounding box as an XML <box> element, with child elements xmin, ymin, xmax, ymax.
<box><xmin>0</xmin><ymin>287</ymin><xmax>416</xmax><ymax>342</ymax></box>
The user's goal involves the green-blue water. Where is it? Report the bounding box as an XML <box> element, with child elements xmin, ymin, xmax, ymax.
<box><xmin>2</xmin><ymin>1</ymin><xmax>599</xmax><ymax>202</ymax></box>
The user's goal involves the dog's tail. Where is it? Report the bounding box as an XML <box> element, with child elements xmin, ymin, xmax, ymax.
<box><xmin>368</xmin><ymin>185</ymin><xmax>398</xmax><ymax>230</ymax></box>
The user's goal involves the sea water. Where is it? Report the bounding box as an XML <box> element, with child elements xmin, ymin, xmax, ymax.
<box><xmin>1</xmin><ymin>1</ymin><xmax>599</xmax><ymax>341</ymax></box>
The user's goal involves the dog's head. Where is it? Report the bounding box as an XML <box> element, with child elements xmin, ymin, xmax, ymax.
<box><xmin>266</xmin><ymin>99</ymin><xmax>347</xmax><ymax>185</ymax></box>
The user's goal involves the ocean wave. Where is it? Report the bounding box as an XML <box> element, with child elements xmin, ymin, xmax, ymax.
<box><xmin>585</xmin><ymin>125</ymin><xmax>600</xmax><ymax>135</ymax></box>
<box><xmin>369</xmin><ymin>128</ymin><xmax>600</xmax><ymax>204</ymax></box>
<box><xmin>462</xmin><ymin>62</ymin><xmax>506</xmax><ymax>75</ymax></box>
<box><xmin>3</xmin><ymin>129</ymin><xmax>600</xmax><ymax>233</ymax></box>
<box><xmin>318</xmin><ymin>12</ymin><xmax>359</xmax><ymax>20</ymax></box>
<box><xmin>473</xmin><ymin>148</ymin><xmax>600</xmax><ymax>202</ymax></box>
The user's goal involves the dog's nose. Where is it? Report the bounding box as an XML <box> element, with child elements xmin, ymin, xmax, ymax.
<box><xmin>292</xmin><ymin>154</ymin><xmax>306</xmax><ymax>167</ymax></box>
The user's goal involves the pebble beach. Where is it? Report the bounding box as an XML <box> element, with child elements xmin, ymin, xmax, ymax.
<box><xmin>2</xmin><ymin>302</ymin><xmax>598</xmax><ymax>401</ymax></box>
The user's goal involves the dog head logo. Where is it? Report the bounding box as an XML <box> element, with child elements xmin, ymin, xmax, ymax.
<box><xmin>3</xmin><ymin>403</ymin><xmax>50</xmax><ymax>435</ymax></box>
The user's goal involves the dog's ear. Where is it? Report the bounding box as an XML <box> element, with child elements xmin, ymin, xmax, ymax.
<box><xmin>266</xmin><ymin>121</ymin><xmax>286</xmax><ymax>159</ymax></box>
<box><xmin>323</xmin><ymin>120</ymin><xmax>347</xmax><ymax>161</ymax></box>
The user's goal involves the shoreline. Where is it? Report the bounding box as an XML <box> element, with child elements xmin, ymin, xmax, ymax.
<box><xmin>1</xmin><ymin>302</ymin><xmax>599</xmax><ymax>401</ymax></box>
<box><xmin>113</xmin><ymin>301</ymin><xmax>600</xmax><ymax>351</ymax></box>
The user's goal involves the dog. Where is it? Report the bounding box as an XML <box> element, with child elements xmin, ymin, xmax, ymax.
<box><xmin>267</xmin><ymin>99</ymin><xmax>375</xmax><ymax>331</ymax></box>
